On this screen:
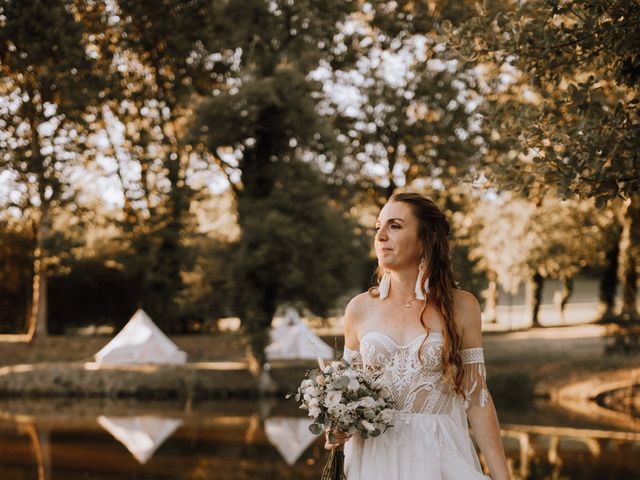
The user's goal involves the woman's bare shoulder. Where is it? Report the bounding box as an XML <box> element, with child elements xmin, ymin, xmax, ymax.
<box><xmin>343</xmin><ymin>291</ymin><xmax>373</xmax><ymax>348</ymax></box>
<box><xmin>452</xmin><ymin>289</ymin><xmax>483</xmax><ymax>348</ymax></box>
<box><xmin>346</xmin><ymin>291</ymin><xmax>373</xmax><ymax>312</ymax></box>
<box><xmin>344</xmin><ymin>291</ymin><xmax>374</xmax><ymax>324</ymax></box>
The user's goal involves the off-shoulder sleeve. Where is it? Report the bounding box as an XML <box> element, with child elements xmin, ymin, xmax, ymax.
<box><xmin>343</xmin><ymin>346</ymin><xmax>362</xmax><ymax>369</ymax></box>
<box><xmin>461</xmin><ymin>347</ymin><xmax>489</xmax><ymax>409</ymax></box>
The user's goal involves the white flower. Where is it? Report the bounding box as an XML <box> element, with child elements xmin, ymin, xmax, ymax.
<box><xmin>328</xmin><ymin>403</ymin><xmax>347</xmax><ymax>417</ymax></box>
<box><xmin>348</xmin><ymin>377</ymin><xmax>361</xmax><ymax>390</ymax></box>
<box><xmin>345</xmin><ymin>369</ymin><xmax>361</xmax><ymax>390</ymax></box>
<box><xmin>361</xmin><ymin>420</ymin><xmax>376</xmax><ymax>432</ymax></box>
<box><xmin>304</xmin><ymin>386</ymin><xmax>320</xmax><ymax>397</ymax></box>
<box><xmin>358</xmin><ymin>396</ymin><xmax>375</xmax><ymax>408</ymax></box>
<box><xmin>326</xmin><ymin>390</ymin><xmax>343</xmax><ymax>407</ymax></box>
<box><xmin>379</xmin><ymin>408</ymin><xmax>394</xmax><ymax>423</ymax></box>
<box><xmin>309</xmin><ymin>406</ymin><xmax>321</xmax><ymax>417</ymax></box>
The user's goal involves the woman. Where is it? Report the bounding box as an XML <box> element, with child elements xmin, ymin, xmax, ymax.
<box><xmin>325</xmin><ymin>192</ymin><xmax>510</xmax><ymax>480</ymax></box>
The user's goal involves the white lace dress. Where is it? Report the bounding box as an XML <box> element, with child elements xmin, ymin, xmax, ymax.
<box><xmin>343</xmin><ymin>331</ymin><xmax>491</xmax><ymax>480</ymax></box>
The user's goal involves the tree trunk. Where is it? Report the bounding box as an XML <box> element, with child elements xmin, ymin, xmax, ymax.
<box><xmin>238</xmin><ymin>281</ymin><xmax>279</xmax><ymax>394</ymax></box>
<box><xmin>619</xmin><ymin>194</ymin><xmax>640</xmax><ymax>322</ymax></box>
<box><xmin>527</xmin><ymin>271</ymin><xmax>544</xmax><ymax>328</ymax></box>
<box><xmin>597</xmin><ymin>223</ymin><xmax>621</xmax><ymax>323</ymax></box>
<box><xmin>385</xmin><ymin>142</ymin><xmax>399</xmax><ymax>200</ymax></box>
<box><xmin>235</xmin><ymin>106</ymin><xmax>279</xmax><ymax>386</ymax></box>
<box><xmin>27</xmin><ymin>202</ymin><xmax>51</xmax><ymax>340</ymax></box>
<box><xmin>558</xmin><ymin>275</ymin><xmax>574</xmax><ymax>322</ymax></box>
<box><xmin>482</xmin><ymin>270</ymin><xmax>499</xmax><ymax>323</ymax></box>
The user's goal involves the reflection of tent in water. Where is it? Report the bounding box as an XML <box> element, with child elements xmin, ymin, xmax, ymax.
<box><xmin>92</xmin><ymin>309</ymin><xmax>187</xmax><ymax>365</ymax></box>
<box><xmin>264</xmin><ymin>417</ymin><xmax>319</xmax><ymax>465</ymax></box>
<box><xmin>98</xmin><ymin>416</ymin><xmax>182</xmax><ymax>464</ymax></box>
<box><xmin>265</xmin><ymin>307</ymin><xmax>333</xmax><ymax>360</ymax></box>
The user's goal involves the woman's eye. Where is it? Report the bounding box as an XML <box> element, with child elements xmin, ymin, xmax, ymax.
<box><xmin>390</xmin><ymin>224</ymin><xmax>400</xmax><ymax>229</ymax></box>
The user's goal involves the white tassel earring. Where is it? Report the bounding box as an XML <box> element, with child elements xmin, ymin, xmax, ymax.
<box><xmin>414</xmin><ymin>259</ymin><xmax>430</xmax><ymax>300</ymax></box>
<box><xmin>379</xmin><ymin>271</ymin><xmax>391</xmax><ymax>299</ymax></box>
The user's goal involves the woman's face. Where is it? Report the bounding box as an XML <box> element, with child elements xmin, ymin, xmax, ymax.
<box><xmin>374</xmin><ymin>201</ymin><xmax>422</xmax><ymax>271</ymax></box>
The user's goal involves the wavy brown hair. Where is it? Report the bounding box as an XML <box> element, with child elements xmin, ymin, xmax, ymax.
<box><xmin>369</xmin><ymin>192</ymin><xmax>465</xmax><ymax>396</ymax></box>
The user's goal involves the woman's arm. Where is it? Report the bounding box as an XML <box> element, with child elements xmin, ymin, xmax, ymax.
<box><xmin>456</xmin><ymin>291</ymin><xmax>511</xmax><ymax>480</ymax></box>
<box><xmin>466</xmin><ymin>392</ymin><xmax>510</xmax><ymax>480</ymax></box>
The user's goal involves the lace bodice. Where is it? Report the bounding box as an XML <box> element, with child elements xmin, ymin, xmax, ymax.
<box><xmin>344</xmin><ymin>331</ymin><xmax>489</xmax><ymax>414</ymax></box>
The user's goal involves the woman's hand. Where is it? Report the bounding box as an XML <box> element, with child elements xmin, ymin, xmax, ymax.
<box><xmin>324</xmin><ymin>430</ymin><xmax>352</xmax><ymax>450</ymax></box>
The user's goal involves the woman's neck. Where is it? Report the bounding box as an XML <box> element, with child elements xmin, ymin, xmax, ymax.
<box><xmin>388</xmin><ymin>267</ymin><xmax>419</xmax><ymax>300</ymax></box>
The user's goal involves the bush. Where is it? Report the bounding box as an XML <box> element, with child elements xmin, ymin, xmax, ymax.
<box><xmin>48</xmin><ymin>258</ymin><xmax>138</xmax><ymax>334</ymax></box>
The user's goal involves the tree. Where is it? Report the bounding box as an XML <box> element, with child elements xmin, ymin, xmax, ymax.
<box><xmin>192</xmin><ymin>0</ymin><xmax>363</xmax><ymax>376</ymax></box>
<box><xmin>313</xmin><ymin>1</ymin><xmax>503</xmax><ymax>207</ymax></box>
<box><xmin>451</xmin><ymin>0</ymin><xmax>640</xmax><ymax>321</ymax></box>
<box><xmin>0</xmin><ymin>0</ymin><xmax>106</xmax><ymax>338</ymax></box>
<box><xmin>340</xmin><ymin>36</ymin><xmax>483</xmax><ymax>204</ymax></box>
<box><xmin>470</xmin><ymin>194</ymin><xmax>609</xmax><ymax>327</ymax></box>
<box><xmin>230</xmin><ymin>161</ymin><xmax>368</xmax><ymax>375</ymax></box>
<box><xmin>90</xmin><ymin>0</ymin><xmax>230</xmax><ymax>331</ymax></box>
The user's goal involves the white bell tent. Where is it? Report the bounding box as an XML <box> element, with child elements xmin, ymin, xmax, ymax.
<box><xmin>93</xmin><ymin>309</ymin><xmax>187</xmax><ymax>365</ymax></box>
<box><xmin>98</xmin><ymin>415</ymin><xmax>183</xmax><ymax>464</ymax></box>
<box><xmin>264</xmin><ymin>417</ymin><xmax>319</xmax><ymax>465</ymax></box>
<box><xmin>265</xmin><ymin>307</ymin><xmax>333</xmax><ymax>360</ymax></box>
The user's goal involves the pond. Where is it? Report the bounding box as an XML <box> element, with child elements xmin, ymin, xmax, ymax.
<box><xmin>0</xmin><ymin>398</ymin><xmax>638</xmax><ymax>480</ymax></box>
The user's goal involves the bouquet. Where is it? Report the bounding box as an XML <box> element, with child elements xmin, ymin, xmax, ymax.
<box><xmin>288</xmin><ymin>356</ymin><xmax>394</xmax><ymax>480</ymax></box>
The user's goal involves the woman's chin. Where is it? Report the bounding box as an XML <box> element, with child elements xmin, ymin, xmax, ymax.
<box><xmin>377</xmin><ymin>260</ymin><xmax>395</xmax><ymax>270</ymax></box>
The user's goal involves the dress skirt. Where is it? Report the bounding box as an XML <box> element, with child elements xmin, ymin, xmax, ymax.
<box><xmin>344</xmin><ymin>410</ymin><xmax>490</xmax><ymax>480</ymax></box>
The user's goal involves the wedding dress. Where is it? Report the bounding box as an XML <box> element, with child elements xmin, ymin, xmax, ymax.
<box><xmin>343</xmin><ymin>331</ymin><xmax>491</xmax><ymax>480</ymax></box>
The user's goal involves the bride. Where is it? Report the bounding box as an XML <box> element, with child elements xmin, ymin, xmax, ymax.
<box><xmin>325</xmin><ymin>192</ymin><xmax>511</xmax><ymax>480</ymax></box>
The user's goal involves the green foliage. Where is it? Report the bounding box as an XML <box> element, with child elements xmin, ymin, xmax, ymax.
<box><xmin>217</xmin><ymin>0</ymin><xmax>358</xmax><ymax>73</ymax></box>
<box><xmin>316</xmin><ymin>2</ymin><xmax>493</xmax><ymax>203</ymax></box>
<box><xmin>92</xmin><ymin>0</ymin><xmax>234</xmax><ymax>331</ymax></box>
<box><xmin>0</xmin><ymin>0</ymin><xmax>106</xmax><ymax>191</ymax></box>
<box><xmin>0</xmin><ymin>0</ymin><xmax>110</xmax><ymax>334</ymax></box>
<box><xmin>5</xmin><ymin>0</ymin><xmax>633</xmax><ymax>339</ymax></box>
<box><xmin>233</xmin><ymin>160</ymin><xmax>369</xmax><ymax>319</ymax></box>
<box><xmin>195</xmin><ymin>66</ymin><xmax>332</xmax><ymax>160</ymax></box>
<box><xmin>47</xmin><ymin>257</ymin><xmax>138</xmax><ymax>334</ymax></box>
<box><xmin>451</xmin><ymin>0</ymin><xmax>639</xmax><ymax>203</ymax></box>
<box><xmin>190</xmin><ymin>0</ymin><xmax>366</xmax><ymax>368</ymax></box>
<box><xmin>232</xmin><ymin>160</ymin><xmax>368</xmax><ymax>369</ymax></box>
<box><xmin>174</xmin><ymin>236</ymin><xmax>236</xmax><ymax>331</ymax></box>
<box><xmin>469</xmin><ymin>194</ymin><xmax>610</xmax><ymax>293</ymax></box>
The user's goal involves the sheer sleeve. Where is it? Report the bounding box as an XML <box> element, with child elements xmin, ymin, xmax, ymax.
<box><xmin>460</xmin><ymin>347</ymin><xmax>489</xmax><ymax>409</ymax></box>
<box><xmin>343</xmin><ymin>346</ymin><xmax>362</xmax><ymax>369</ymax></box>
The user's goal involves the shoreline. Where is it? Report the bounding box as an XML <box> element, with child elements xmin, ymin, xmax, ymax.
<box><xmin>0</xmin><ymin>325</ymin><xmax>638</xmax><ymax>432</ymax></box>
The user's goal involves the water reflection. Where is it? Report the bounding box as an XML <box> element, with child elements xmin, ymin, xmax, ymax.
<box><xmin>264</xmin><ymin>418</ymin><xmax>318</xmax><ymax>465</ymax></box>
<box><xmin>97</xmin><ymin>416</ymin><xmax>183</xmax><ymax>464</ymax></box>
<box><xmin>499</xmin><ymin>424</ymin><xmax>640</xmax><ymax>480</ymax></box>
<box><xmin>0</xmin><ymin>399</ymin><xmax>638</xmax><ymax>480</ymax></box>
